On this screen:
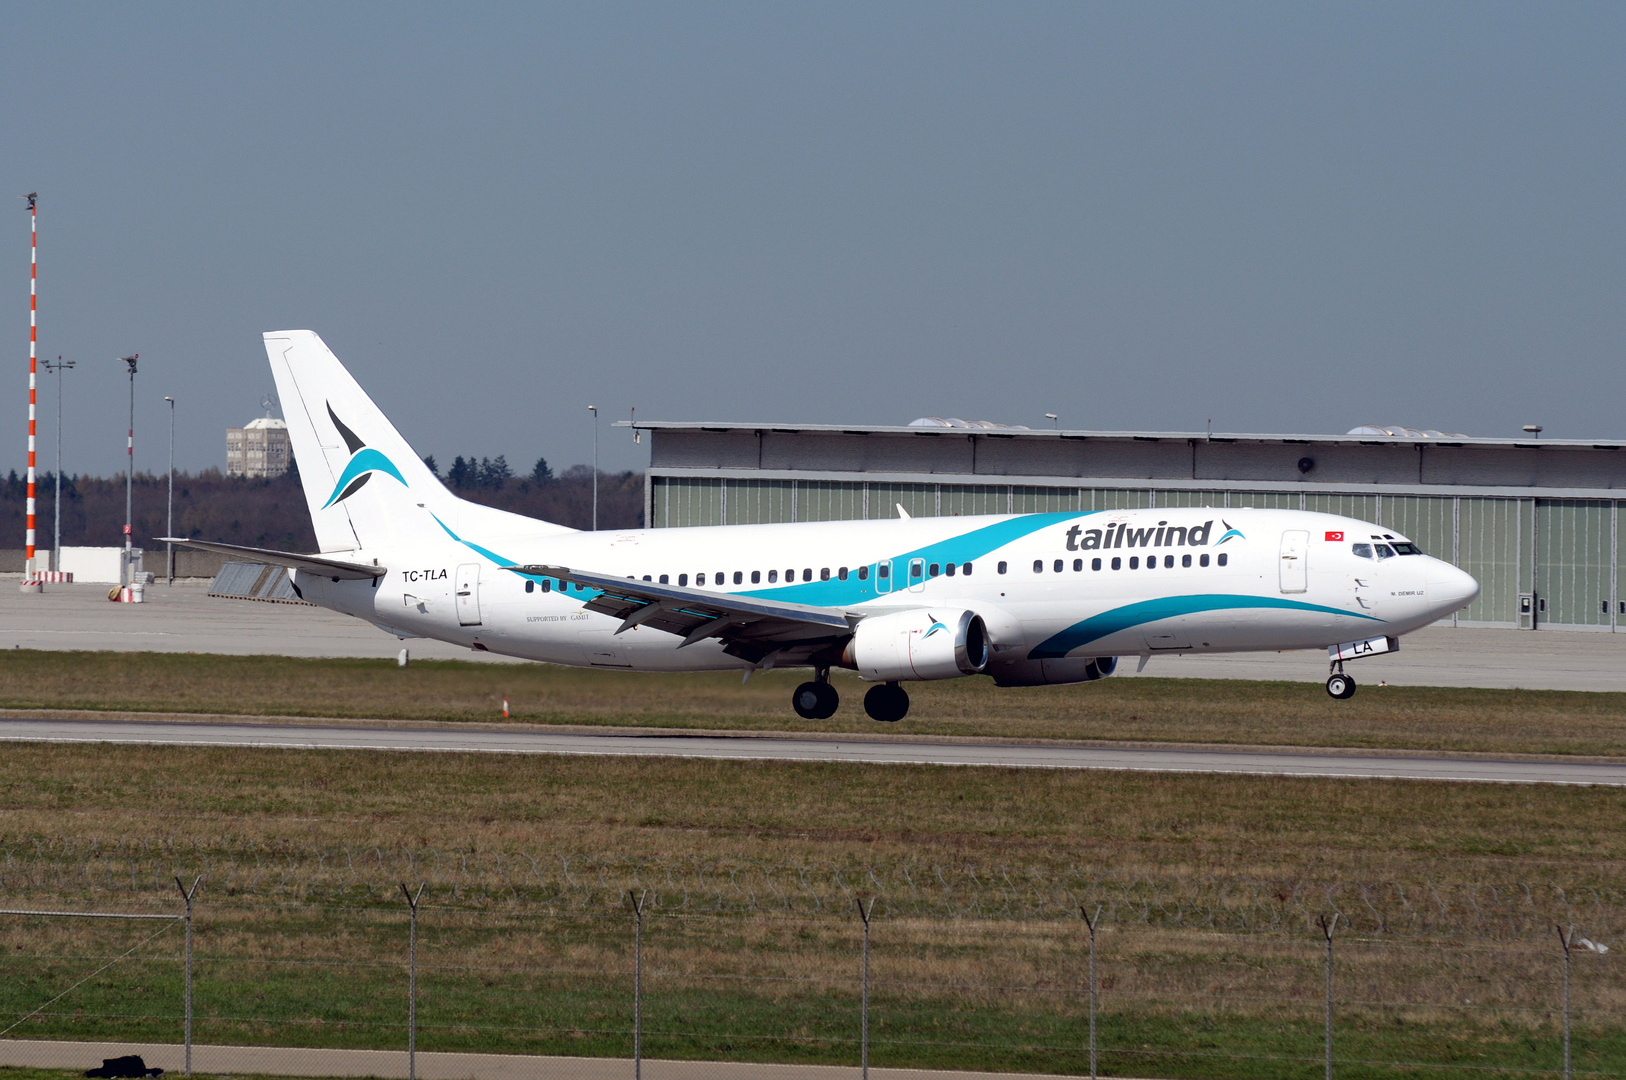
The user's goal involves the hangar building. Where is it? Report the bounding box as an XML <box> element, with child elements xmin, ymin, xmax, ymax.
<box><xmin>625</xmin><ymin>419</ymin><xmax>1626</xmax><ymax>632</ymax></box>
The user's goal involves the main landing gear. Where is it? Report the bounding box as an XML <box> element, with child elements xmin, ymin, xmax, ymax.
<box><xmin>1325</xmin><ymin>660</ymin><xmax>1357</xmax><ymax>700</ymax></box>
<box><xmin>792</xmin><ymin>670</ymin><xmax>840</xmax><ymax>719</ymax></box>
<box><xmin>863</xmin><ymin>682</ymin><xmax>910</xmax><ymax>723</ymax></box>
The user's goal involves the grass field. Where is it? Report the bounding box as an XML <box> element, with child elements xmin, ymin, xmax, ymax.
<box><xmin>2</xmin><ymin>656</ymin><xmax>1624</xmax><ymax>1077</ymax></box>
<box><xmin>6</xmin><ymin>650</ymin><xmax>1626</xmax><ymax>756</ymax></box>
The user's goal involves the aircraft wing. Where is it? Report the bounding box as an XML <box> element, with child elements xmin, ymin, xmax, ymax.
<box><xmin>158</xmin><ymin>538</ymin><xmax>386</xmax><ymax>580</ymax></box>
<box><xmin>505</xmin><ymin>563</ymin><xmax>854</xmax><ymax>655</ymax></box>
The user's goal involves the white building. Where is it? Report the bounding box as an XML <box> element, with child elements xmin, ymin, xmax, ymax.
<box><xmin>226</xmin><ymin>416</ymin><xmax>292</xmax><ymax>478</ymax></box>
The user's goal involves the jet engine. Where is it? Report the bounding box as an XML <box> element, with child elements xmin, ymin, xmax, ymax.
<box><xmin>847</xmin><ymin>609</ymin><xmax>989</xmax><ymax>682</ymax></box>
<box><xmin>986</xmin><ymin>655</ymin><xmax>1118</xmax><ymax>687</ymax></box>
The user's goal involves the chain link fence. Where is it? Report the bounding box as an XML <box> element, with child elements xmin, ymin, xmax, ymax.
<box><xmin>0</xmin><ymin>841</ymin><xmax>1620</xmax><ymax>1078</ymax></box>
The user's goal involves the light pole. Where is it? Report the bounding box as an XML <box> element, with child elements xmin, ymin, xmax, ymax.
<box><xmin>164</xmin><ymin>396</ymin><xmax>175</xmax><ymax>585</ymax></box>
<box><xmin>1523</xmin><ymin>424</ymin><xmax>1543</xmax><ymax>439</ymax></box>
<box><xmin>1045</xmin><ymin>413</ymin><xmax>1059</xmax><ymax>429</ymax></box>
<box><xmin>42</xmin><ymin>356</ymin><xmax>73</xmax><ymax>571</ymax></box>
<box><xmin>121</xmin><ymin>354</ymin><xmax>139</xmax><ymax>586</ymax></box>
<box><xmin>588</xmin><ymin>404</ymin><xmax>598</xmax><ymax>531</ymax></box>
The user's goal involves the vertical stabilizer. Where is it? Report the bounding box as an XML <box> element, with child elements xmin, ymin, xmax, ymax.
<box><xmin>265</xmin><ymin>330</ymin><xmax>571</xmax><ymax>553</ymax></box>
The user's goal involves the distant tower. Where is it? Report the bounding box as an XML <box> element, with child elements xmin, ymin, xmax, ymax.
<box><xmin>226</xmin><ymin>394</ymin><xmax>292</xmax><ymax>478</ymax></box>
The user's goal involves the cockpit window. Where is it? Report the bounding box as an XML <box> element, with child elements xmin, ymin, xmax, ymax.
<box><xmin>1391</xmin><ymin>542</ymin><xmax>1423</xmax><ymax>555</ymax></box>
<box><xmin>1374</xmin><ymin>544</ymin><xmax>1396</xmax><ymax>560</ymax></box>
<box><xmin>1351</xmin><ymin>543</ymin><xmax>1373</xmax><ymax>560</ymax></box>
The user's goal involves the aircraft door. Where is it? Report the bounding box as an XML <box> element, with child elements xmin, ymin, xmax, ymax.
<box><xmin>908</xmin><ymin>558</ymin><xmax>926</xmax><ymax>593</ymax></box>
<box><xmin>455</xmin><ymin>563</ymin><xmax>482</xmax><ymax>625</ymax></box>
<box><xmin>875</xmin><ymin>560</ymin><xmax>892</xmax><ymax>594</ymax></box>
<box><xmin>1279</xmin><ymin>531</ymin><xmax>1309</xmax><ymax>594</ymax></box>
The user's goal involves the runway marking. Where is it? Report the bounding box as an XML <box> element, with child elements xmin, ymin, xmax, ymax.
<box><xmin>0</xmin><ymin>720</ymin><xmax>1622</xmax><ymax>786</ymax></box>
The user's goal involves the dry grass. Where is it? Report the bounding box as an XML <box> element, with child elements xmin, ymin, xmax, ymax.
<box><xmin>5</xmin><ymin>650</ymin><xmax>1626</xmax><ymax>756</ymax></box>
<box><xmin>2</xmin><ymin>744</ymin><xmax>1623</xmax><ymax>1075</ymax></box>
<box><xmin>0</xmin><ymin>742</ymin><xmax>1622</xmax><ymax>886</ymax></box>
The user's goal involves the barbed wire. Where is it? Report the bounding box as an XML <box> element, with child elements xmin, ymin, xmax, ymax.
<box><xmin>1</xmin><ymin>838</ymin><xmax>1619</xmax><ymax>940</ymax></box>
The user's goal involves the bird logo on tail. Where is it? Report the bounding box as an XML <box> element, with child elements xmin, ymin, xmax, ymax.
<box><xmin>321</xmin><ymin>403</ymin><xmax>408</xmax><ymax>508</ymax></box>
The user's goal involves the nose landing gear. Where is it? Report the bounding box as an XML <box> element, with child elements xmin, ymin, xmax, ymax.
<box><xmin>792</xmin><ymin>669</ymin><xmax>840</xmax><ymax>719</ymax></box>
<box><xmin>863</xmin><ymin>682</ymin><xmax>910</xmax><ymax>723</ymax></box>
<box><xmin>1325</xmin><ymin>660</ymin><xmax>1357</xmax><ymax>700</ymax></box>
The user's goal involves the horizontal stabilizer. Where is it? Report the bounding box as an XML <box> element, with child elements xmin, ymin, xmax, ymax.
<box><xmin>158</xmin><ymin>538</ymin><xmax>385</xmax><ymax>580</ymax></box>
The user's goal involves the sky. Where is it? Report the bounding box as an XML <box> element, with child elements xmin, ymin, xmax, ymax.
<box><xmin>3</xmin><ymin>3</ymin><xmax>1624</xmax><ymax>477</ymax></box>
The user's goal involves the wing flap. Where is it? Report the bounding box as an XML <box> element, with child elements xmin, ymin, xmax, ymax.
<box><xmin>507</xmin><ymin>563</ymin><xmax>852</xmax><ymax>648</ymax></box>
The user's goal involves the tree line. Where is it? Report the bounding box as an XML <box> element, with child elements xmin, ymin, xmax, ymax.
<box><xmin>1</xmin><ymin>460</ymin><xmax>642</xmax><ymax>552</ymax></box>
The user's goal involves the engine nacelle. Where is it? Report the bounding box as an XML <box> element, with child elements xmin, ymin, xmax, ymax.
<box><xmin>986</xmin><ymin>655</ymin><xmax>1118</xmax><ymax>687</ymax></box>
<box><xmin>848</xmin><ymin>609</ymin><xmax>989</xmax><ymax>682</ymax></box>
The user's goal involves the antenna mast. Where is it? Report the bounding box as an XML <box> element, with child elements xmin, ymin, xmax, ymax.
<box><xmin>23</xmin><ymin>193</ymin><xmax>38</xmax><ymax>580</ymax></box>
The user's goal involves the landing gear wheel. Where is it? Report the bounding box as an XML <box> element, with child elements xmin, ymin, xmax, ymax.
<box><xmin>864</xmin><ymin>682</ymin><xmax>910</xmax><ymax>723</ymax></box>
<box><xmin>1325</xmin><ymin>673</ymin><xmax>1356</xmax><ymax>700</ymax></box>
<box><xmin>792</xmin><ymin>681</ymin><xmax>840</xmax><ymax>720</ymax></box>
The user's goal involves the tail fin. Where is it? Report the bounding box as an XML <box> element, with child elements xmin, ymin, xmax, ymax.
<box><xmin>265</xmin><ymin>330</ymin><xmax>573</xmax><ymax>553</ymax></box>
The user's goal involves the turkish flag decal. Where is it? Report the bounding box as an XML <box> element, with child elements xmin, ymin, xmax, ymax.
<box><xmin>1325</xmin><ymin>531</ymin><xmax>1344</xmax><ymax>542</ymax></box>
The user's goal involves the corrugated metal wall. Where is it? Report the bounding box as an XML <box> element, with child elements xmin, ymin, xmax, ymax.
<box><xmin>650</xmin><ymin>476</ymin><xmax>1619</xmax><ymax>631</ymax></box>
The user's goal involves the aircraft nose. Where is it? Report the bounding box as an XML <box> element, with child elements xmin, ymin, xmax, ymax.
<box><xmin>1426</xmin><ymin>559</ymin><xmax>1479</xmax><ymax>611</ymax></box>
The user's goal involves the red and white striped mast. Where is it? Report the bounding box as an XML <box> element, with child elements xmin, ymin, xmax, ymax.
<box><xmin>24</xmin><ymin>192</ymin><xmax>38</xmax><ymax>579</ymax></box>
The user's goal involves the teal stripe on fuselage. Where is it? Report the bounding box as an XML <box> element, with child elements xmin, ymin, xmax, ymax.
<box><xmin>1028</xmin><ymin>594</ymin><xmax>1383</xmax><ymax>659</ymax></box>
<box><xmin>736</xmin><ymin>511</ymin><xmax>1097</xmax><ymax>607</ymax></box>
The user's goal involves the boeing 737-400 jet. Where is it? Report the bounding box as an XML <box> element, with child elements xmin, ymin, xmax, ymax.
<box><xmin>167</xmin><ymin>331</ymin><xmax>1481</xmax><ymax>722</ymax></box>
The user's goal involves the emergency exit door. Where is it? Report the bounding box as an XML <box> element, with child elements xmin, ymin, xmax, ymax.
<box><xmin>1279</xmin><ymin>531</ymin><xmax>1309</xmax><ymax>593</ymax></box>
<box><xmin>455</xmin><ymin>563</ymin><xmax>482</xmax><ymax>625</ymax></box>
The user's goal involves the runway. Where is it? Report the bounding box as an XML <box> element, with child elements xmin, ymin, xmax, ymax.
<box><xmin>1</xmin><ymin>718</ymin><xmax>1621</xmax><ymax>786</ymax></box>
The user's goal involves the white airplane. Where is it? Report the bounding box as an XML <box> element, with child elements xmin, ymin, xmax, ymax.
<box><xmin>168</xmin><ymin>330</ymin><xmax>1480</xmax><ymax>721</ymax></box>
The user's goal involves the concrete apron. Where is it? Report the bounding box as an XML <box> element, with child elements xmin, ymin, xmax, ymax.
<box><xmin>0</xmin><ymin>1039</ymin><xmax>1111</xmax><ymax>1080</ymax></box>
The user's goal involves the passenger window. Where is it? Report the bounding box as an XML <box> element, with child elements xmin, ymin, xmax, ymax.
<box><xmin>1352</xmin><ymin>543</ymin><xmax>1373</xmax><ymax>560</ymax></box>
<box><xmin>962</xmin><ymin>562</ymin><xmax>972</xmax><ymax>576</ymax></box>
<box><xmin>787</xmin><ymin>568</ymin><xmax>795</xmax><ymax>581</ymax></box>
<box><xmin>997</xmin><ymin>561</ymin><xmax>1008</xmax><ymax>574</ymax></box>
<box><xmin>858</xmin><ymin>565</ymin><xmax>869</xmax><ymax>580</ymax></box>
<box><xmin>1092</xmin><ymin>558</ymin><xmax>1102</xmax><ymax>570</ymax></box>
<box><xmin>751</xmin><ymin>570</ymin><xmax>760</xmax><ymax>584</ymax></box>
<box><xmin>838</xmin><ymin>567</ymin><xmax>849</xmax><ymax>580</ymax></box>
<box><xmin>679</xmin><ymin>574</ymin><xmax>688</xmax><ymax>586</ymax></box>
<box><xmin>525</xmin><ymin>580</ymin><xmax>534</xmax><ymax>593</ymax></box>
<box><xmin>912</xmin><ymin>563</ymin><xmax>923</xmax><ymax>578</ymax></box>
<box><xmin>945</xmin><ymin>562</ymin><xmax>956</xmax><ymax>577</ymax></box>
<box><xmin>659</xmin><ymin>574</ymin><xmax>670</xmax><ymax>584</ymax></box>
<box><xmin>1073</xmin><ymin>558</ymin><xmax>1082</xmax><ymax>571</ymax></box>
<box><xmin>1374</xmin><ymin>545</ymin><xmax>1395</xmax><ymax>560</ymax></box>
<box><xmin>803</xmin><ymin>569</ymin><xmax>813</xmax><ymax>581</ymax></box>
<box><xmin>1129</xmin><ymin>557</ymin><xmax>1139</xmax><ymax>569</ymax></box>
<box><xmin>1033</xmin><ymin>560</ymin><xmax>1043</xmax><ymax>573</ymax></box>
<box><xmin>1053</xmin><ymin>559</ymin><xmax>1064</xmax><ymax>573</ymax></box>
<box><xmin>1164</xmin><ymin>555</ymin><xmax>1174</xmax><ymax>568</ymax></box>
<box><xmin>878</xmin><ymin>564</ymin><xmax>888</xmax><ymax>579</ymax></box>
<box><xmin>1181</xmin><ymin>554</ymin><xmax>1191</xmax><ymax>568</ymax></box>
<box><xmin>768</xmin><ymin>569</ymin><xmax>778</xmax><ymax>583</ymax></box>
<box><xmin>643</xmin><ymin>575</ymin><xmax>652</xmax><ymax>581</ymax></box>
<box><xmin>1111</xmin><ymin>557</ymin><xmax>1121</xmax><ymax>570</ymax></box>
<box><xmin>715</xmin><ymin>572</ymin><xmax>724</xmax><ymax>584</ymax></box>
<box><xmin>1199</xmin><ymin>554</ymin><xmax>1209</xmax><ymax>567</ymax></box>
<box><xmin>1217</xmin><ymin>553</ymin><xmax>1228</xmax><ymax>567</ymax></box>
<box><xmin>820</xmin><ymin>568</ymin><xmax>831</xmax><ymax>581</ymax></box>
<box><xmin>734</xmin><ymin>571</ymin><xmax>743</xmax><ymax>585</ymax></box>
<box><xmin>575</xmin><ymin>583</ymin><xmax>584</xmax><ymax>591</ymax></box>
<box><xmin>927</xmin><ymin>563</ymin><xmax>939</xmax><ymax>577</ymax></box>
<box><xmin>541</xmin><ymin>579</ymin><xmax>552</xmax><ymax>592</ymax></box>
